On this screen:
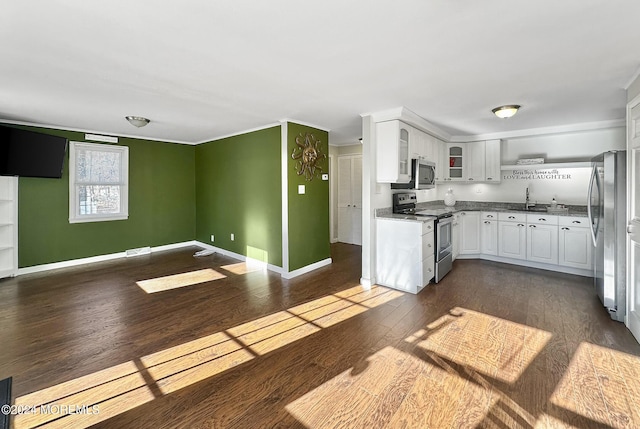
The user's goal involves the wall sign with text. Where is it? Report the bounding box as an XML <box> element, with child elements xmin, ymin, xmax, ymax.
<box><xmin>502</xmin><ymin>169</ymin><xmax>572</xmax><ymax>181</ymax></box>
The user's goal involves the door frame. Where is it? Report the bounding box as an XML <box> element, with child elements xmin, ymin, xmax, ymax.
<box><xmin>626</xmin><ymin>93</ymin><xmax>640</xmax><ymax>342</ymax></box>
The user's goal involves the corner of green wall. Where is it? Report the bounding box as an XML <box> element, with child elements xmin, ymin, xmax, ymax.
<box><xmin>287</xmin><ymin>122</ymin><xmax>330</xmax><ymax>271</ymax></box>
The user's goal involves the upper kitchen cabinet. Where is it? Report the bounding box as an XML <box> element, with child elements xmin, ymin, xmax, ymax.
<box><xmin>466</xmin><ymin>141</ymin><xmax>485</xmax><ymax>182</ymax></box>
<box><xmin>376</xmin><ymin>120</ymin><xmax>411</xmax><ymax>183</ymax></box>
<box><xmin>434</xmin><ymin>138</ymin><xmax>447</xmax><ymax>182</ymax></box>
<box><xmin>445</xmin><ymin>144</ymin><xmax>466</xmax><ymax>181</ymax></box>
<box><xmin>484</xmin><ymin>139</ymin><xmax>501</xmax><ymax>182</ymax></box>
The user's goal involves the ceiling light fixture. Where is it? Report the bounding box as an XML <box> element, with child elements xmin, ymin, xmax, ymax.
<box><xmin>491</xmin><ymin>105</ymin><xmax>520</xmax><ymax>119</ymax></box>
<box><xmin>125</xmin><ymin>116</ymin><xmax>150</xmax><ymax>127</ymax></box>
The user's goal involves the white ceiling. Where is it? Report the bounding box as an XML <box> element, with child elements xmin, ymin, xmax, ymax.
<box><xmin>2</xmin><ymin>1</ymin><xmax>639</xmax><ymax>145</ymax></box>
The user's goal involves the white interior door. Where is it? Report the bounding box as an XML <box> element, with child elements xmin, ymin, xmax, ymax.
<box><xmin>337</xmin><ymin>155</ymin><xmax>362</xmax><ymax>245</ymax></box>
<box><xmin>627</xmin><ymin>100</ymin><xmax>640</xmax><ymax>343</ymax></box>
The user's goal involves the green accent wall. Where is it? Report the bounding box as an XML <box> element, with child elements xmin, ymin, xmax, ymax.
<box><xmin>16</xmin><ymin>126</ymin><xmax>196</xmax><ymax>267</ymax></box>
<box><xmin>287</xmin><ymin>122</ymin><xmax>330</xmax><ymax>271</ymax></box>
<box><xmin>195</xmin><ymin>126</ymin><xmax>282</xmax><ymax>267</ymax></box>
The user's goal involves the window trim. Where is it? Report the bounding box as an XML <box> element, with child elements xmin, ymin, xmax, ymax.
<box><xmin>68</xmin><ymin>141</ymin><xmax>129</xmax><ymax>224</ymax></box>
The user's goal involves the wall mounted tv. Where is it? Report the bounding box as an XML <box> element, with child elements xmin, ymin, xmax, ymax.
<box><xmin>0</xmin><ymin>125</ymin><xmax>68</xmax><ymax>179</ymax></box>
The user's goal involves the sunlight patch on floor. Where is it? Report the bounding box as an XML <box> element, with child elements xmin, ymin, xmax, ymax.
<box><xmin>136</xmin><ymin>268</ymin><xmax>226</xmax><ymax>293</ymax></box>
<box><xmin>220</xmin><ymin>262</ymin><xmax>264</xmax><ymax>275</ymax></box>
<box><xmin>12</xmin><ymin>284</ymin><xmax>403</xmax><ymax>428</ymax></box>
<box><xmin>550</xmin><ymin>342</ymin><xmax>640</xmax><ymax>428</ymax></box>
<box><xmin>286</xmin><ymin>345</ymin><xmax>499</xmax><ymax>428</ymax></box>
<box><xmin>406</xmin><ymin>307</ymin><xmax>552</xmax><ymax>384</ymax></box>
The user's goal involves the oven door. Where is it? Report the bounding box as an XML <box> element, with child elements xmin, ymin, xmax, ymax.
<box><xmin>436</xmin><ymin>217</ymin><xmax>453</xmax><ymax>261</ymax></box>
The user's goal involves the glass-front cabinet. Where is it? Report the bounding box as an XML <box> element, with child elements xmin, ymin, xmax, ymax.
<box><xmin>376</xmin><ymin>120</ymin><xmax>412</xmax><ymax>183</ymax></box>
<box><xmin>446</xmin><ymin>144</ymin><xmax>465</xmax><ymax>181</ymax></box>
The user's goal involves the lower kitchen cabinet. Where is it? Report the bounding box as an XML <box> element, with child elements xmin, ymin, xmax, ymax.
<box><xmin>527</xmin><ymin>223</ymin><xmax>559</xmax><ymax>265</ymax></box>
<box><xmin>481</xmin><ymin>218</ymin><xmax>498</xmax><ymax>256</ymax></box>
<box><xmin>376</xmin><ymin>218</ymin><xmax>435</xmax><ymax>294</ymax></box>
<box><xmin>498</xmin><ymin>216</ymin><xmax>527</xmax><ymax>260</ymax></box>
<box><xmin>459</xmin><ymin>211</ymin><xmax>481</xmax><ymax>254</ymax></box>
<box><xmin>559</xmin><ymin>224</ymin><xmax>592</xmax><ymax>270</ymax></box>
<box><xmin>452</xmin><ymin>213</ymin><xmax>460</xmax><ymax>260</ymax></box>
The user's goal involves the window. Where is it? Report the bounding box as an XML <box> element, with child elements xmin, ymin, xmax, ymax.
<box><xmin>69</xmin><ymin>142</ymin><xmax>129</xmax><ymax>223</ymax></box>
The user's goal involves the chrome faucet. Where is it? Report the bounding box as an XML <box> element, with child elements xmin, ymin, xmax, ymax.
<box><xmin>525</xmin><ymin>187</ymin><xmax>536</xmax><ymax>210</ymax></box>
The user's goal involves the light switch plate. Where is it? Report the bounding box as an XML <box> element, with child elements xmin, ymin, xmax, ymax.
<box><xmin>322</xmin><ymin>174</ymin><xmax>329</xmax><ymax>180</ymax></box>
<box><xmin>298</xmin><ymin>185</ymin><xmax>305</xmax><ymax>194</ymax></box>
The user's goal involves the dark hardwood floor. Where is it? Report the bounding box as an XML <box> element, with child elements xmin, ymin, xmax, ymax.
<box><xmin>1</xmin><ymin>244</ymin><xmax>639</xmax><ymax>428</ymax></box>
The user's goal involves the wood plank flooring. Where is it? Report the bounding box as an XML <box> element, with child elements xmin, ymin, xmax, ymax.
<box><xmin>0</xmin><ymin>243</ymin><xmax>639</xmax><ymax>428</ymax></box>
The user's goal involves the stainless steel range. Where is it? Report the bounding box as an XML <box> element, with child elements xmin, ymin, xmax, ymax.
<box><xmin>415</xmin><ymin>209</ymin><xmax>453</xmax><ymax>283</ymax></box>
<box><xmin>392</xmin><ymin>193</ymin><xmax>453</xmax><ymax>283</ymax></box>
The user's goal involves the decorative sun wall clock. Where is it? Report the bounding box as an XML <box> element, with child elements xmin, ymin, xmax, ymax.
<box><xmin>291</xmin><ymin>132</ymin><xmax>327</xmax><ymax>181</ymax></box>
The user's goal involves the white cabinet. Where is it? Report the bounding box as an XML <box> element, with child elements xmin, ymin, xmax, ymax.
<box><xmin>466</xmin><ymin>141</ymin><xmax>486</xmax><ymax>182</ymax></box>
<box><xmin>498</xmin><ymin>212</ymin><xmax>527</xmax><ymax>260</ymax></box>
<box><xmin>0</xmin><ymin>176</ymin><xmax>18</xmax><ymax>278</ymax></box>
<box><xmin>481</xmin><ymin>212</ymin><xmax>498</xmax><ymax>256</ymax></box>
<box><xmin>526</xmin><ymin>215</ymin><xmax>559</xmax><ymax>265</ymax></box>
<box><xmin>434</xmin><ymin>139</ymin><xmax>447</xmax><ymax>182</ymax></box>
<box><xmin>558</xmin><ymin>217</ymin><xmax>592</xmax><ymax>270</ymax></box>
<box><xmin>337</xmin><ymin>155</ymin><xmax>362</xmax><ymax>245</ymax></box>
<box><xmin>484</xmin><ymin>139</ymin><xmax>501</xmax><ymax>182</ymax></box>
<box><xmin>459</xmin><ymin>211</ymin><xmax>481</xmax><ymax>254</ymax></box>
<box><xmin>376</xmin><ymin>218</ymin><xmax>435</xmax><ymax>294</ymax></box>
<box><xmin>445</xmin><ymin>144</ymin><xmax>466</xmax><ymax>182</ymax></box>
<box><xmin>376</xmin><ymin>120</ymin><xmax>411</xmax><ymax>183</ymax></box>
<box><xmin>452</xmin><ymin>213</ymin><xmax>460</xmax><ymax>260</ymax></box>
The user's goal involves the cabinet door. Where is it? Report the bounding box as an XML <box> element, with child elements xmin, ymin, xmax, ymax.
<box><xmin>527</xmin><ymin>223</ymin><xmax>559</xmax><ymax>264</ymax></box>
<box><xmin>423</xmin><ymin>133</ymin><xmax>436</xmax><ymax>163</ymax></box>
<box><xmin>446</xmin><ymin>144</ymin><xmax>466</xmax><ymax>181</ymax></box>
<box><xmin>435</xmin><ymin>139</ymin><xmax>447</xmax><ymax>182</ymax></box>
<box><xmin>337</xmin><ymin>155</ymin><xmax>362</xmax><ymax>245</ymax></box>
<box><xmin>481</xmin><ymin>219</ymin><xmax>498</xmax><ymax>255</ymax></box>
<box><xmin>375</xmin><ymin>120</ymin><xmax>411</xmax><ymax>183</ymax></box>
<box><xmin>452</xmin><ymin>214</ymin><xmax>460</xmax><ymax>260</ymax></box>
<box><xmin>485</xmin><ymin>139</ymin><xmax>501</xmax><ymax>182</ymax></box>
<box><xmin>559</xmin><ymin>226</ymin><xmax>592</xmax><ymax>269</ymax></box>
<box><xmin>498</xmin><ymin>221</ymin><xmax>527</xmax><ymax>260</ymax></box>
<box><xmin>466</xmin><ymin>141</ymin><xmax>486</xmax><ymax>182</ymax></box>
<box><xmin>460</xmin><ymin>211</ymin><xmax>481</xmax><ymax>254</ymax></box>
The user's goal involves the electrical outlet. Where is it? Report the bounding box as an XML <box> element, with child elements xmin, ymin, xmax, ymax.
<box><xmin>210</xmin><ymin>234</ymin><xmax>215</xmax><ymax>242</ymax></box>
<box><xmin>231</xmin><ymin>233</ymin><xmax>235</xmax><ymax>241</ymax></box>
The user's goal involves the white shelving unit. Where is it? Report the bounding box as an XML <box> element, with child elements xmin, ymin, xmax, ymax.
<box><xmin>0</xmin><ymin>176</ymin><xmax>18</xmax><ymax>278</ymax></box>
<box><xmin>501</xmin><ymin>162</ymin><xmax>591</xmax><ymax>170</ymax></box>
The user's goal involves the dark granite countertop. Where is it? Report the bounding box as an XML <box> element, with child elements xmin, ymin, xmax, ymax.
<box><xmin>377</xmin><ymin>200</ymin><xmax>588</xmax><ymax>220</ymax></box>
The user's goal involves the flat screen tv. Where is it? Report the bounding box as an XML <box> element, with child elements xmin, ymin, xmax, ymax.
<box><xmin>0</xmin><ymin>125</ymin><xmax>68</xmax><ymax>178</ymax></box>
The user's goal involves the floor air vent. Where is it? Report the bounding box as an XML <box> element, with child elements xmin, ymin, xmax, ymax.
<box><xmin>126</xmin><ymin>246</ymin><xmax>151</xmax><ymax>257</ymax></box>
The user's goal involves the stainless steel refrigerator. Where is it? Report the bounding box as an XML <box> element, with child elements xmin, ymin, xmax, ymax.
<box><xmin>588</xmin><ymin>150</ymin><xmax>627</xmax><ymax>322</ymax></box>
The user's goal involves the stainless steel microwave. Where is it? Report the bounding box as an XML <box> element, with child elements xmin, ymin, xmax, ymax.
<box><xmin>391</xmin><ymin>159</ymin><xmax>436</xmax><ymax>190</ymax></box>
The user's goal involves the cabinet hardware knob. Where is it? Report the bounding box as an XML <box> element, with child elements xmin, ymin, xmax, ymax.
<box><xmin>461</xmin><ymin>212</ymin><xmax>466</xmax><ymax>215</ymax></box>
<box><xmin>518</xmin><ymin>223</ymin><xmax>524</xmax><ymax>227</ymax></box>
<box><xmin>539</xmin><ymin>218</ymin><xmax>546</xmax><ymax>221</ymax></box>
<box><xmin>530</xmin><ymin>225</ymin><xmax>537</xmax><ymax>228</ymax></box>
<box><xmin>508</xmin><ymin>216</ymin><xmax>515</xmax><ymax>219</ymax></box>
<box><xmin>484</xmin><ymin>221</ymin><xmax>490</xmax><ymax>224</ymax></box>
<box><xmin>487</xmin><ymin>177</ymin><xmax>493</xmax><ymax>180</ymax></box>
<box><xmin>468</xmin><ymin>178</ymin><xmax>474</xmax><ymax>181</ymax></box>
<box><xmin>561</xmin><ymin>227</ymin><xmax>569</xmax><ymax>230</ymax></box>
<box><xmin>487</xmin><ymin>215</ymin><xmax>494</xmax><ymax>218</ymax></box>
<box><xmin>428</xmin><ymin>244</ymin><xmax>432</xmax><ymax>247</ymax></box>
<box><xmin>572</xmin><ymin>221</ymin><xmax>581</xmax><ymax>224</ymax></box>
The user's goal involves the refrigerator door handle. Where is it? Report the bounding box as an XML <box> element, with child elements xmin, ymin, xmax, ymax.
<box><xmin>587</xmin><ymin>165</ymin><xmax>597</xmax><ymax>247</ymax></box>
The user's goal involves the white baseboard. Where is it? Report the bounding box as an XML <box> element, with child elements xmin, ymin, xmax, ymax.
<box><xmin>281</xmin><ymin>258</ymin><xmax>332</xmax><ymax>279</ymax></box>
<box><xmin>360</xmin><ymin>277</ymin><xmax>375</xmax><ymax>288</ymax></box>
<box><xmin>193</xmin><ymin>241</ymin><xmax>284</xmax><ymax>274</ymax></box>
<box><xmin>455</xmin><ymin>253</ymin><xmax>592</xmax><ymax>277</ymax></box>
<box><xmin>18</xmin><ymin>240</ymin><xmax>333</xmax><ymax>280</ymax></box>
<box><xmin>17</xmin><ymin>241</ymin><xmax>198</xmax><ymax>276</ymax></box>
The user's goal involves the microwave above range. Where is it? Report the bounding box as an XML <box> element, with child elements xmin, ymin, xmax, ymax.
<box><xmin>391</xmin><ymin>159</ymin><xmax>436</xmax><ymax>190</ymax></box>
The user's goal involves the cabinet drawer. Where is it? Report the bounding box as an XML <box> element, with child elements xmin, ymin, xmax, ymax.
<box><xmin>482</xmin><ymin>212</ymin><xmax>498</xmax><ymax>220</ymax></box>
<box><xmin>422</xmin><ymin>256</ymin><xmax>435</xmax><ymax>286</ymax></box>
<box><xmin>422</xmin><ymin>231</ymin><xmax>435</xmax><ymax>257</ymax></box>
<box><xmin>498</xmin><ymin>212</ymin><xmax>526</xmax><ymax>222</ymax></box>
<box><xmin>558</xmin><ymin>216</ymin><xmax>588</xmax><ymax>227</ymax></box>
<box><xmin>422</xmin><ymin>220</ymin><xmax>434</xmax><ymax>234</ymax></box>
<box><xmin>526</xmin><ymin>214</ymin><xmax>558</xmax><ymax>225</ymax></box>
